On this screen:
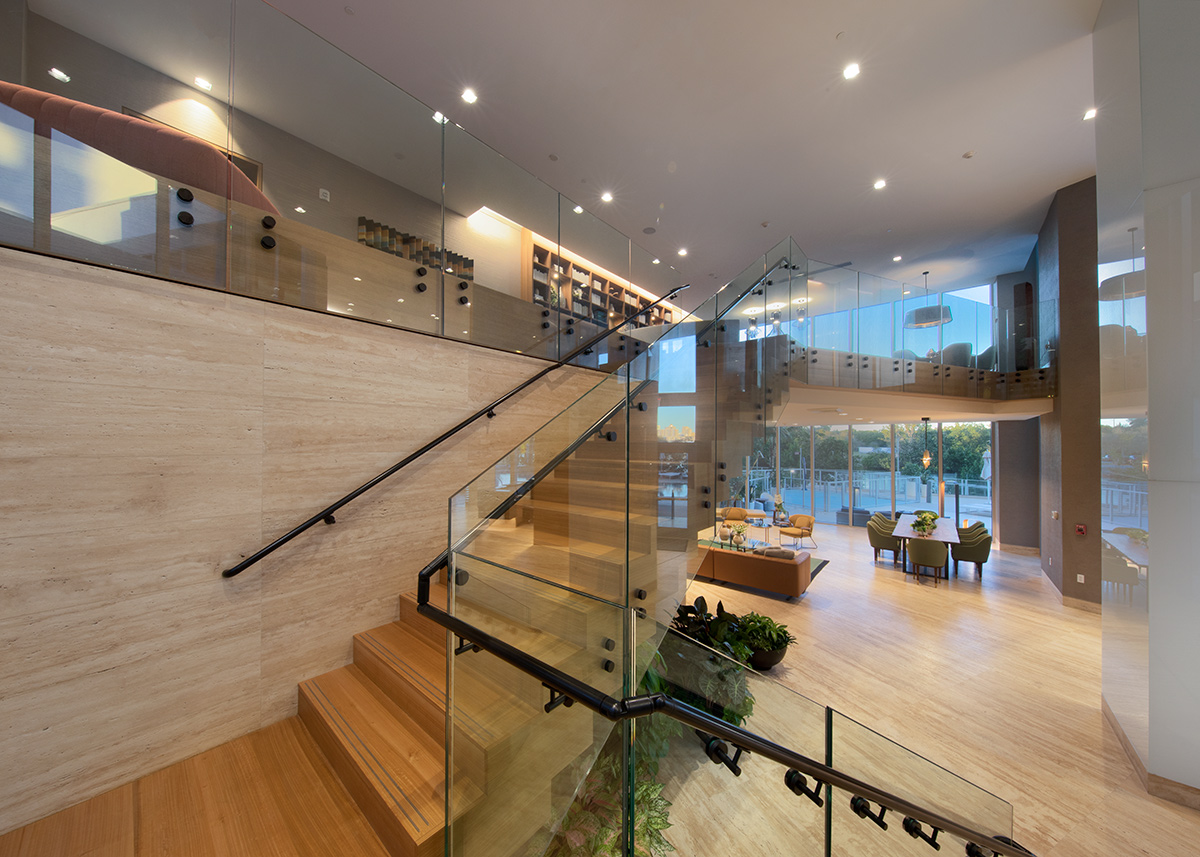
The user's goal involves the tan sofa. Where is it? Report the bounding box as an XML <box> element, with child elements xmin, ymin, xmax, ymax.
<box><xmin>697</xmin><ymin>545</ymin><xmax>812</xmax><ymax>598</ymax></box>
<box><xmin>717</xmin><ymin>507</ymin><xmax>768</xmax><ymax>525</ymax></box>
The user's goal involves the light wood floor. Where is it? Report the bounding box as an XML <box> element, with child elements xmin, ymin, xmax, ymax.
<box><xmin>678</xmin><ymin>523</ymin><xmax>1200</xmax><ymax>857</ymax></box>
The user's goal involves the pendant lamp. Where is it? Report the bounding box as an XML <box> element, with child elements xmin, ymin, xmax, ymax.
<box><xmin>921</xmin><ymin>417</ymin><xmax>932</xmax><ymax>470</ymax></box>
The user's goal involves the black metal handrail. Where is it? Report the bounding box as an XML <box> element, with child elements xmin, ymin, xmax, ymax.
<box><xmin>221</xmin><ymin>285</ymin><xmax>688</xmax><ymax>577</ymax></box>
<box><xmin>413</xmin><ymin>252</ymin><xmax>1036</xmax><ymax>857</ymax></box>
<box><xmin>415</xmin><ymin>579</ymin><xmax>1034</xmax><ymax>857</ymax></box>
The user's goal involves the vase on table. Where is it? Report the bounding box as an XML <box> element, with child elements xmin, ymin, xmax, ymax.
<box><xmin>731</xmin><ymin>533</ymin><xmax>746</xmax><ymax>550</ymax></box>
<box><xmin>718</xmin><ymin>525</ymin><xmax>732</xmax><ymax>545</ymax></box>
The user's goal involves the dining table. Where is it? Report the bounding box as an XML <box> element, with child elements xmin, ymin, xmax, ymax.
<box><xmin>893</xmin><ymin>514</ymin><xmax>961</xmax><ymax>577</ymax></box>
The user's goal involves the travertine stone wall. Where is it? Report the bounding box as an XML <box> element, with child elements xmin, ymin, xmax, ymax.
<box><xmin>0</xmin><ymin>246</ymin><xmax>603</xmax><ymax>833</ymax></box>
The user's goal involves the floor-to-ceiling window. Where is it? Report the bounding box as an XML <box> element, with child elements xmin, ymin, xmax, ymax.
<box><xmin>942</xmin><ymin>422</ymin><xmax>994</xmax><ymax>529</ymax></box>
<box><xmin>893</xmin><ymin>421</ymin><xmax>940</xmax><ymax>515</ymax></box>
<box><xmin>779</xmin><ymin>425</ymin><xmax>812</xmax><ymax>518</ymax></box>
<box><xmin>813</xmin><ymin>425</ymin><xmax>850</xmax><ymax>524</ymax></box>
<box><xmin>850</xmin><ymin>424</ymin><xmax>893</xmax><ymax>524</ymax></box>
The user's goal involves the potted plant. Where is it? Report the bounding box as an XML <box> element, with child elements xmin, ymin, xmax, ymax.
<box><xmin>911</xmin><ymin>509</ymin><xmax>939</xmax><ymax>537</ymax></box>
<box><xmin>739</xmin><ymin>611</ymin><xmax>797</xmax><ymax>671</ymax></box>
<box><xmin>729</xmin><ymin>522</ymin><xmax>748</xmax><ymax>549</ymax></box>
<box><xmin>773</xmin><ymin>493</ymin><xmax>788</xmax><ymax>523</ymax></box>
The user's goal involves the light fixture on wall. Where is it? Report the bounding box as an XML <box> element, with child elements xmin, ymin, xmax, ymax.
<box><xmin>921</xmin><ymin>417</ymin><xmax>932</xmax><ymax>470</ymax></box>
<box><xmin>903</xmin><ymin>272</ymin><xmax>952</xmax><ymax>328</ymax></box>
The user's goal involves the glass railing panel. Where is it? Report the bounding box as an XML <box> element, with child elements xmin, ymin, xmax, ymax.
<box><xmin>445</xmin><ymin>555</ymin><xmax>627</xmax><ymax>857</ymax></box>
<box><xmin>829</xmin><ymin>709</ymin><xmax>1012</xmax><ymax>856</ymax></box>
<box><xmin>857</xmin><ymin>272</ymin><xmax>904</xmax><ymax>391</ymax></box>
<box><xmin>897</xmin><ymin>291</ymin><xmax>942</xmax><ymax>394</ymax></box>
<box><xmin>0</xmin><ymin>101</ymin><xmax>34</xmax><ymax>250</ymax></box>
<box><xmin>444</xmin><ymin>123</ymin><xmax>562</xmax><ymax>357</ymax></box>
<box><xmin>632</xmin><ymin>624</ymin><xmax>829</xmax><ymax>856</ymax></box>
<box><xmin>8</xmin><ymin>0</ymin><xmax>235</xmax><ymax>287</ymax></box>
<box><xmin>227</xmin><ymin>0</ymin><xmax>443</xmax><ymax>331</ymax></box>
<box><xmin>450</xmin><ymin>371</ymin><xmax>633</xmax><ymax>591</ymax></box>
<box><xmin>635</xmin><ymin>703</ymin><xmax>828</xmax><ymax>857</ymax></box>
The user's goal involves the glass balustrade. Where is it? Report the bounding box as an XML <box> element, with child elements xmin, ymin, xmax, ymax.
<box><xmin>1</xmin><ymin>0</ymin><xmax>1054</xmax><ymax>404</ymax></box>
<box><xmin>440</xmin><ymin>240</ymin><xmax>1027</xmax><ymax>857</ymax></box>
<box><xmin>1</xmin><ymin>0</ymin><xmax>688</xmax><ymax>364</ymax></box>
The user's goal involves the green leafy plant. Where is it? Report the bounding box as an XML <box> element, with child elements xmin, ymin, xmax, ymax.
<box><xmin>911</xmin><ymin>509</ymin><xmax>939</xmax><ymax>535</ymax></box>
<box><xmin>739</xmin><ymin>611</ymin><xmax>797</xmax><ymax>653</ymax></box>
<box><xmin>663</xmin><ymin>597</ymin><xmax>758</xmax><ymax>725</ymax></box>
<box><xmin>545</xmin><ymin>750</ymin><xmax>674</xmax><ymax>857</ymax></box>
<box><xmin>670</xmin><ymin>596</ymin><xmax>752</xmax><ymax>665</ymax></box>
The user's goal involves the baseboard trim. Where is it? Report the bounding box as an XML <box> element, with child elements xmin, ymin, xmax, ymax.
<box><xmin>1063</xmin><ymin>595</ymin><xmax>1101</xmax><ymax>614</ymax></box>
<box><xmin>996</xmin><ymin>542</ymin><xmax>1039</xmax><ymax>556</ymax></box>
<box><xmin>1103</xmin><ymin>694</ymin><xmax>1200</xmax><ymax>811</ymax></box>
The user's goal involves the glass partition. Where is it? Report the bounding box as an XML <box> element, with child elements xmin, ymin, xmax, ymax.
<box><xmin>3</xmin><ymin>0</ymin><xmax>693</xmax><ymax>365</ymax></box>
<box><xmin>829</xmin><ymin>710</ymin><xmax>1013</xmax><ymax>856</ymax></box>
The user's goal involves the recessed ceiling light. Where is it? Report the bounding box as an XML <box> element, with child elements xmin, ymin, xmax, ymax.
<box><xmin>843</xmin><ymin>63</ymin><xmax>860</xmax><ymax>80</ymax></box>
<box><xmin>294</xmin><ymin>206</ymin><xmax>306</xmax><ymax>213</ymax></box>
<box><xmin>194</xmin><ymin>76</ymin><xmax>213</xmax><ymax>92</ymax></box>
<box><xmin>893</xmin><ymin>255</ymin><xmax>902</xmax><ymax>262</ymax></box>
<box><xmin>573</xmin><ymin>205</ymin><xmax>583</xmax><ymax>214</ymax></box>
<box><xmin>461</xmin><ymin>88</ymin><xmax>477</xmax><ymax>104</ymax></box>
<box><xmin>873</xmin><ymin>179</ymin><xmax>887</xmax><ymax>190</ymax></box>
<box><xmin>353</xmin><ymin>276</ymin><xmax>361</xmax><ymax>281</ymax></box>
<box><xmin>347</xmin><ymin>303</ymin><xmax>354</xmax><ymax>307</ymax></box>
<box><xmin>48</xmin><ymin>67</ymin><xmax>70</xmax><ymax>83</ymax></box>
<box><xmin>742</xmin><ymin>307</ymin><xmax>763</xmax><ymax>315</ymax></box>
<box><xmin>902</xmin><ymin>289</ymin><xmax>911</xmax><ymax>295</ymax></box>
<box><xmin>766</xmin><ymin>302</ymin><xmax>787</xmax><ymax>310</ymax></box>
<box><xmin>1084</xmin><ymin>108</ymin><xmax>1097</xmax><ymax>120</ymax></box>
<box><xmin>432</xmin><ymin>111</ymin><xmax>449</xmax><ymax>125</ymax></box>
<box><xmin>652</xmin><ymin>258</ymin><xmax>660</xmax><ymax>264</ymax></box>
<box><xmin>677</xmin><ymin>248</ymin><xmax>688</xmax><ymax>256</ymax></box>
<box><xmin>962</xmin><ymin>151</ymin><xmax>976</xmax><ymax>159</ymax></box>
<box><xmin>793</xmin><ymin>297</ymin><xmax>808</xmax><ymax>304</ymax></box>
<box><xmin>601</xmin><ymin>191</ymin><xmax>614</xmax><ymax>202</ymax></box>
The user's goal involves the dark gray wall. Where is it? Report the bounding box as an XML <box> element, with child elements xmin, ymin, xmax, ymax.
<box><xmin>994</xmin><ymin>418</ymin><xmax>1041</xmax><ymax>550</ymax></box>
<box><xmin>1038</xmin><ymin>177</ymin><xmax>1102</xmax><ymax>605</ymax></box>
<box><xmin>0</xmin><ymin>0</ymin><xmax>25</xmax><ymax>83</ymax></box>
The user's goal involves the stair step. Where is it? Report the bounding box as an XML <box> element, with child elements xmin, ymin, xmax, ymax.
<box><xmin>0</xmin><ymin>718</ymin><xmax>391</xmax><ymax>857</ymax></box>
<box><xmin>299</xmin><ymin>665</ymin><xmax>482</xmax><ymax>857</ymax></box>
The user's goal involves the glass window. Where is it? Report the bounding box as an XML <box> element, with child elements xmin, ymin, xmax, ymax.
<box><xmin>813</xmin><ymin>425</ymin><xmax>849</xmax><ymax>525</ymax></box>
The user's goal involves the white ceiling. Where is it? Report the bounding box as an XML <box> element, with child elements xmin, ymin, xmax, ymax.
<box><xmin>265</xmin><ymin>0</ymin><xmax>1103</xmax><ymax>307</ymax></box>
<box><xmin>30</xmin><ymin>0</ymin><xmax>1106</xmax><ymax>308</ymax></box>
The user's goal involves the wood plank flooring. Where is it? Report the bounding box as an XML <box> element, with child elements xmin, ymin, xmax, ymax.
<box><xmin>0</xmin><ymin>719</ymin><xmax>390</xmax><ymax>857</ymax></box>
<box><xmin>672</xmin><ymin>522</ymin><xmax>1200</xmax><ymax>857</ymax></box>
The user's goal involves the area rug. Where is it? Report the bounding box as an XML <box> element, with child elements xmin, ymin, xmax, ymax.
<box><xmin>810</xmin><ymin>558</ymin><xmax>829</xmax><ymax>579</ymax></box>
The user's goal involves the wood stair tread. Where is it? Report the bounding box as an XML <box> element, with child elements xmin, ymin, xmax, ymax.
<box><xmin>299</xmin><ymin>665</ymin><xmax>483</xmax><ymax>854</ymax></box>
<box><xmin>0</xmin><ymin>719</ymin><xmax>391</xmax><ymax>857</ymax></box>
<box><xmin>356</xmin><ymin>622</ymin><xmax>543</xmax><ymax>752</ymax></box>
<box><xmin>398</xmin><ymin>588</ymin><xmax>583</xmax><ymax>669</ymax></box>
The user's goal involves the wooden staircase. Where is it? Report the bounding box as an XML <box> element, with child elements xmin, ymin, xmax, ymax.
<box><xmin>0</xmin><ymin>584</ymin><xmax>598</xmax><ymax>857</ymax></box>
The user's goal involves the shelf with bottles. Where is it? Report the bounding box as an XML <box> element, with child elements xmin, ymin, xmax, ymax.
<box><xmin>523</xmin><ymin>232</ymin><xmax>682</xmax><ymax>329</ymax></box>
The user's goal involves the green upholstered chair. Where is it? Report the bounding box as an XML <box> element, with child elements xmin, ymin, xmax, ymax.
<box><xmin>869</xmin><ymin>512</ymin><xmax>895</xmax><ymax>528</ymax></box>
<box><xmin>779</xmin><ymin>513</ymin><xmax>817</xmax><ymax>549</ymax></box>
<box><xmin>907</xmin><ymin>537</ymin><xmax>948</xmax><ymax>581</ymax></box>
<box><xmin>866</xmin><ymin>519</ymin><xmax>901</xmax><ymax>565</ymax></box>
<box><xmin>951</xmin><ymin>530</ymin><xmax>992</xmax><ymax>576</ymax></box>
<box><xmin>957</xmin><ymin>522</ymin><xmax>987</xmax><ymax>541</ymax></box>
